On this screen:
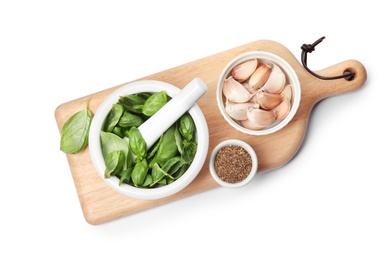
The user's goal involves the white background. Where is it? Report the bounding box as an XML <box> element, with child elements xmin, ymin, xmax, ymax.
<box><xmin>1</xmin><ymin>1</ymin><xmax>389</xmax><ymax>259</ymax></box>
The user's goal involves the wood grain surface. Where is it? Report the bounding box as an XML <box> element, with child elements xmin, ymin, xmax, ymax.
<box><xmin>54</xmin><ymin>40</ymin><xmax>367</xmax><ymax>225</ymax></box>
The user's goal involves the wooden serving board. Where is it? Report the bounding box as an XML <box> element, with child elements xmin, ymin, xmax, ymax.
<box><xmin>55</xmin><ymin>40</ymin><xmax>367</xmax><ymax>225</ymax></box>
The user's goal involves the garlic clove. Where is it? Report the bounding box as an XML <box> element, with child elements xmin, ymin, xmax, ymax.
<box><xmin>273</xmin><ymin>97</ymin><xmax>291</xmax><ymax>121</ymax></box>
<box><xmin>248</xmin><ymin>62</ymin><xmax>272</xmax><ymax>90</ymax></box>
<box><xmin>240</xmin><ymin>118</ymin><xmax>267</xmax><ymax>130</ymax></box>
<box><xmin>242</xmin><ymin>82</ymin><xmax>256</xmax><ymax>94</ymax></box>
<box><xmin>246</xmin><ymin>107</ymin><xmax>276</xmax><ymax>129</ymax></box>
<box><xmin>225</xmin><ymin>100</ymin><xmax>259</xmax><ymax>121</ymax></box>
<box><xmin>222</xmin><ymin>76</ymin><xmax>254</xmax><ymax>103</ymax></box>
<box><xmin>256</xmin><ymin>91</ymin><xmax>284</xmax><ymax>110</ymax></box>
<box><xmin>249</xmin><ymin>93</ymin><xmax>258</xmax><ymax>103</ymax></box>
<box><xmin>282</xmin><ymin>84</ymin><xmax>292</xmax><ymax>101</ymax></box>
<box><xmin>261</xmin><ymin>62</ymin><xmax>286</xmax><ymax>94</ymax></box>
<box><xmin>231</xmin><ymin>58</ymin><xmax>258</xmax><ymax>83</ymax></box>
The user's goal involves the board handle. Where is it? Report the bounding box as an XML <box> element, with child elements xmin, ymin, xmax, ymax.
<box><xmin>304</xmin><ymin>59</ymin><xmax>367</xmax><ymax>102</ymax></box>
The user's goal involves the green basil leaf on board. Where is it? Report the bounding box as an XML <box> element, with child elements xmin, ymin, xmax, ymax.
<box><xmin>60</xmin><ymin>100</ymin><xmax>93</xmax><ymax>154</ymax></box>
<box><xmin>179</xmin><ymin>112</ymin><xmax>195</xmax><ymax>141</ymax></box>
<box><xmin>142</xmin><ymin>91</ymin><xmax>167</xmax><ymax>116</ymax></box>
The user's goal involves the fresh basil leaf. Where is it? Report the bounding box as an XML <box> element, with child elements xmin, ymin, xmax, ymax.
<box><xmin>158</xmin><ymin>178</ymin><xmax>167</xmax><ymax>186</ymax></box>
<box><xmin>118</xmin><ymin>94</ymin><xmax>148</xmax><ymax>114</ymax></box>
<box><xmin>181</xmin><ymin>140</ymin><xmax>197</xmax><ymax>164</ymax></box>
<box><xmin>119</xmin><ymin>145</ymin><xmax>134</xmax><ymax>185</ymax></box>
<box><xmin>104</xmin><ymin>103</ymin><xmax>124</xmax><ymax>132</ymax></box>
<box><xmin>100</xmin><ymin>131</ymin><xmax>128</xmax><ymax>169</ymax></box>
<box><xmin>104</xmin><ymin>150</ymin><xmax>125</xmax><ymax>178</ymax></box>
<box><xmin>112</xmin><ymin>126</ymin><xmax>125</xmax><ymax>138</ymax></box>
<box><xmin>126</xmin><ymin>145</ymin><xmax>134</xmax><ymax>171</ymax></box>
<box><xmin>142</xmin><ymin>174</ymin><xmax>153</xmax><ymax>187</ymax></box>
<box><xmin>119</xmin><ymin>167</ymin><xmax>133</xmax><ymax>185</ymax></box>
<box><xmin>142</xmin><ymin>91</ymin><xmax>167</xmax><ymax>116</ymax></box>
<box><xmin>166</xmin><ymin>158</ymin><xmax>185</xmax><ymax>176</ymax></box>
<box><xmin>126</xmin><ymin>127</ymin><xmax>146</xmax><ymax>159</ymax></box>
<box><xmin>118</xmin><ymin>111</ymin><xmax>143</xmax><ymax>128</ymax></box>
<box><xmin>148</xmin><ymin>125</ymin><xmax>177</xmax><ymax>167</ymax></box>
<box><xmin>179</xmin><ymin>113</ymin><xmax>195</xmax><ymax>141</ymax></box>
<box><xmin>150</xmin><ymin>163</ymin><xmax>175</xmax><ymax>187</ymax></box>
<box><xmin>162</xmin><ymin>156</ymin><xmax>182</xmax><ymax>172</ymax></box>
<box><xmin>146</xmin><ymin>135</ymin><xmax>162</xmax><ymax>160</ymax></box>
<box><xmin>131</xmin><ymin>159</ymin><xmax>148</xmax><ymax>187</ymax></box>
<box><xmin>171</xmin><ymin>164</ymin><xmax>189</xmax><ymax>182</ymax></box>
<box><xmin>60</xmin><ymin>100</ymin><xmax>93</xmax><ymax>154</ymax></box>
<box><xmin>174</xmin><ymin>123</ymin><xmax>184</xmax><ymax>154</ymax></box>
<box><xmin>150</xmin><ymin>163</ymin><xmax>164</xmax><ymax>187</ymax></box>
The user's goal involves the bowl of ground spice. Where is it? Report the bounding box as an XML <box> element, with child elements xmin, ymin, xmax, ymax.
<box><xmin>209</xmin><ymin>139</ymin><xmax>258</xmax><ymax>188</ymax></box>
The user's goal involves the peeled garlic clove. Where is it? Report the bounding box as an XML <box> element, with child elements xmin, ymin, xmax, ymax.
<box><xmin>261</xmin><ymin>62</ymin><xmax>286</xmax><ymax>94</ymax></box>
<box><xmin>246</xmin><ymin>108</ymin><xmax>276</xmax><ymax>128</ymax></box>
<box><xmin>242</xmin><ymin>82</ymin><xmax>256</xmax><ymax>94</ymax></box>
<box><xmin>282</xmin><ymin>84</ymin><xmax>292</xmax><ymax>101</ymax></box>
<box><xmin>225</xmin><ymin>100</ymin><xmax>259</xmax><ymax>121</ymax></box>
<box><xmin>240</xmin><ymin>118</ymin><xmax>267</xmax><ymax>130</ymax></box>
<box><xmin>248</xmin><ymin>62</ymin><xmax>272</xmax><ymax>90</ymax></box>
<box><xmin>223</xmin><ymin>76</ymin><xmax>254</xmax><ymax>103</ymax></box>
<box><xmin>249</xmin><ymin>93</ymin><xmax>257</xmax><ymax>103</ymax></box>
<box><xmin>273</xmin><ymin>98</ymin><xmax>291</xmax><ymax>120</ymax></box>
<box><xmin>256</xmin><ymin>91</ymin><xmax>283</xmax><ymax>110</ymax></box>
<box><xmin>231</xmin><ymin>59</ymin><xmax>258</xmax><ymax>83</ymax></box>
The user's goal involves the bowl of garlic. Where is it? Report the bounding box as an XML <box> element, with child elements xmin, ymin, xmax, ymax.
<box><xmin>216</xmin><ymin>51</ymin><xmax>301</xmax><ymax>135</ymax></box>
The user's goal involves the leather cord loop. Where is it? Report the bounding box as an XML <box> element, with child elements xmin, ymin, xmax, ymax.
<box><xmin>301</xmin><ymin>36</ymin><xmax>355</xmax><ymax>81</ymax></box>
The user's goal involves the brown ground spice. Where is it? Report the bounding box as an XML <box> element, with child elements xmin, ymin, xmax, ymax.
<box><xmin>214</xmin><ymin>145</ymin><xmax>252</xmax><ymax>183</ymax></box>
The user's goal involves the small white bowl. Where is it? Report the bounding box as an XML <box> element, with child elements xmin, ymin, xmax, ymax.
<box><xmin>209</xmin><ymin>139</ymin><xmax>258</xmax><ymax>188</ymax></box>
<box><xmin>89</xmin><ymin>80</ymin><xmax>209</xmax><ymax>200</ymax></box>
<box><xmin>216</xmin><ymin>51</ymin><xmax>301</xmax><ymax>135</ymax></box>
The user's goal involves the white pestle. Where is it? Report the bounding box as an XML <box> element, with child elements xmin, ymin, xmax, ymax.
<box><xmin>137</xmin><ymin>78</ymin><xmax>208</xmax><ymax>150</ymax></box>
